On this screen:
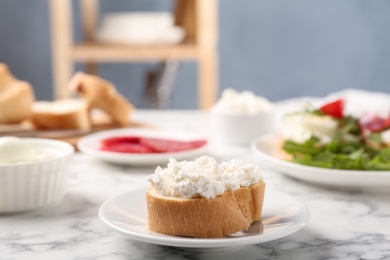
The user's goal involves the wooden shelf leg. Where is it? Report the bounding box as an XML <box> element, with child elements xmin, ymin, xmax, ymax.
<box><xmin>198</xmin><ymin>50</ymin><xmax>218</xmax><ymax>110</ymax></box>
<box><xmin>80</xmin><ymin>0</ymin><xmax>99</xmax><ymax>75</ymax></box>
<box><xmin>196</xmin><ymin>0</ymin><xmax>218</xmax><ymax>110</ymax></box>
<box><xmin>48</xmin><ymin>0</ymin><xmax>74</xmax><ymax>99</ymax></box>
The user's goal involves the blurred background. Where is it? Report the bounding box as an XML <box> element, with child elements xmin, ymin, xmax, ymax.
<box><xmin>0</xmin><ymin>0</ymin><xmax>389</xmax><ymax>109</ymax></box>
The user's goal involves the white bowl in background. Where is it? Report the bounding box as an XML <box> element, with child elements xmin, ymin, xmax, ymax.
<box><xmin>210</xmin><ymin>110</ymin><xmax>274</xmax><ymax>146</ymax></box>
<box><xmin>0</xmin><ymin>138</ymin><xmax>74</xmax><ymax>213</ymax></box>
<box><xmin>97</xmin><ymin>12</ymin><xmax>185</xmax><ymax>45</ymax></box>
<box><xmin>101</xmin><ymin>12</ymin><xmax>174</xmax><ymax>30</ymax></box>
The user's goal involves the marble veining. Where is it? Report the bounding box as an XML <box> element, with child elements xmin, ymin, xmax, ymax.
<box><xmin>1</xmin><ymin>108</ymin><xmax>390</xmax><ymax>260</ymax></box>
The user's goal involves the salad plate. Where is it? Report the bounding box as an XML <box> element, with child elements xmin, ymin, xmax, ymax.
<box><xmin>78</xmin><ymin>128</ymin><xmax>209</xmax><ymax>166</ymax></box>
<box><xmin>251</xmin><ymin>134</ymin><xmax>390</xmax><ymax>192</ymax></box>
<box><xmin>99</xmin><ymin>187</ymin><xmax>309</xmax><ymax>250</ymax></box>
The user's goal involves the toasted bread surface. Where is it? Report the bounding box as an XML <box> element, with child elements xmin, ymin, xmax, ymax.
<box><xmin>146</xmin><ymin>181</ymin><xmax>266</xmax><ymax>238</ymax></box>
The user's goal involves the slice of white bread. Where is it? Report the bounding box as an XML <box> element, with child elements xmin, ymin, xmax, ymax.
<box><xmin>30</xmin><ymin>99</ymin><xmax>90</xmax><ymax>130</ymax></box>
<box><xmin>0</xmin><ymin>64</ymin><xmax>35</xmax><ymax>124</ymax></box>
<box><xmin>68</xmin><ymin>72</ymin><xmax>133</xmax><ymax>126</ymax></box>
<box><xmin>146</xmin><ymin>181</ymin><xmax>266</xmax><ymax>238</ymax></box>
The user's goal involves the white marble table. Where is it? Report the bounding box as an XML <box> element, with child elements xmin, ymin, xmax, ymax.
<box><xmin>2</xmin><ymin>109</ymin><xmax>390</xmax><ymax>260</ymax></box>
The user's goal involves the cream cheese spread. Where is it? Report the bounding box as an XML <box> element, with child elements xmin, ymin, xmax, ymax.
<box><xmin>0</xmin><ymin>137</ymin><xmax>35</xmax><ymax>164</ymax></box>
<box><xmin>0</xmin><ymin>136</ymin><xmax>53</xmax><ymax>164</ymax></box>
<box><xmin>147</xmin><ymin>156</ymin><xmax>263</xmax><ymax>199</ymax></box>
<box><xmin>212</xmin><ymin>88</ymin><xmax>272</xmax><ymax>115</ymax></box>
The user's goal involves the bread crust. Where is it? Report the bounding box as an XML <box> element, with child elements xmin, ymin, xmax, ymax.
<box><xmin>0</xmin><ymin>63</ymin><xmax>13</xmax><ymax>90</ymax></box>
<box><xmin>68</xmin><ymin>72</ymin><xmax>133</xmax><ymax>126</ymax></box>
<box><xmin>146</xmin><ymin>181</ymin><xmax>266</xmax><ymax>238</ymax></box>
<box><xmin>0</xmin><ymin>64</ymin><xmax>35</xmax><ymax>124</ymax></box>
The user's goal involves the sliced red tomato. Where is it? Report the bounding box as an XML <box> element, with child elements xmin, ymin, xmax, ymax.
<box><xmin>139</xmin><ymin>138</ymin><xmax>207</xmax><ymax>153</ymax></box>
<box><xmin>319</xmin><ymin>99</ymin><xmax>344</xmax><ymax>118</ymax></box>
<box><xmin>359</xmin><ymin>112</ymin><xmax>386</xmax><ymax>133</ymax></box>
<box><xmin>382</xmin><ymin>113</ymin><xmax>390</xmax><ymax>130</ymax></box>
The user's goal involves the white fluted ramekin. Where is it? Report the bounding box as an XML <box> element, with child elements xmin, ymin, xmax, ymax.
<box><xmin>0</xmin><ymin>138</ymin><xmax>74</xmax><ymax>213</ymax></box>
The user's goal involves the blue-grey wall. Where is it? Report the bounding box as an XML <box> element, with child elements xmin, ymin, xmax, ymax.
<box><xmin>1</xmin><ymin>0</ymin><xmax>389</xmax><ymax>109</ymax></box>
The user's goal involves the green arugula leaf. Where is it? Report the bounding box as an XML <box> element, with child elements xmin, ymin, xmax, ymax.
<box><xmin>283</xmin><ymin>136</ymin><xmax>322</xmax><ymax>155</ymax></box>
<box><xmin>282</xmin><ymin>138</ymin><xmax>389</xmax><ymax>170</ymax></box>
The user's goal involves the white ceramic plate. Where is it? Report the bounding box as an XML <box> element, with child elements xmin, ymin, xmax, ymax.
<box><xmin>98</xmin><ymin>187</ymin><xmax>309</xmax><ymax>250</ymax></box>
<box><xmin>77</xmin><ymin>128</ymin><xmax>209</xmax><ymax>166</ymax></box>
<box><xmin>251</xmin><ymin>134</ymin><xmax>390</xmax><ymax>192</ymax></box>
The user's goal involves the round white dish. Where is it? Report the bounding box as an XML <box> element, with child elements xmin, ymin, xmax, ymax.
<box><xmin>98</xmin><ymin>187</ymin><xmax>309</xmax><ymax>249</ymax></box>
<box><xmin>251</xmin><ymin>133</ymin><xmax>390</xmax><ymax>192</ymax></box>
<box><xmin>77</xmin><ymin>128</ymin><xmax>209</xmax><ymax>166</ymax></box>
<box><xmin>210</xmin><ymin>110</ymin><xmax>274</xmax><ymax>146</ymax></box>
<box><xmin>0</xmin><ymin>138</ymin><xmax>74</xmax><ymax>213</ymax></box>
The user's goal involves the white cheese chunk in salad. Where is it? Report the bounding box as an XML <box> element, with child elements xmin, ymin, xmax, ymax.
<box><xmin>282</xmin><ymin>113</ymin><xmax>338</xmax><ymax>144</ymax></box>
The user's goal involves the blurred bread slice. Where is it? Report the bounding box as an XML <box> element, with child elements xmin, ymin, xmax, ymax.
<box><xmin>68</xmin><ymin>72</ymin><xmax>133</xmax><ymax>126</ymax></box>
<box><xmin>0</xmin><ymin>64</ymin><xmax>35</xmax><ymax>124</ymax></box>
<box><xmin>0</xmin><ymin>63</ymin><xmax>14</xmax><ymax>90</ymax></box>
<box><xmin>146</xmin><ymin>181</ymin><xmax>266</xmax><ymax>238</ymax></box>
<box><xmin>31</xmin><ymin>99</ymin><xmax>90</xmax><ymax>130</ymax></box>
